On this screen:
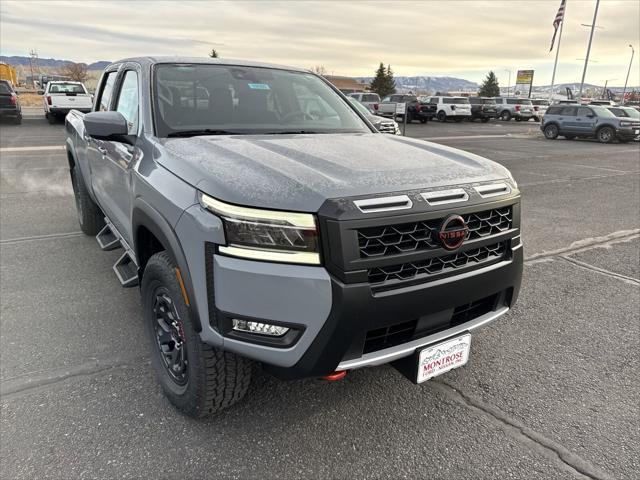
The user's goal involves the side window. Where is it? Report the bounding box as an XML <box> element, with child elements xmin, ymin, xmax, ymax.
<box><xmin>97</xmin><ymin>72</ymin><xmax>118</xmax><ymax>111</ymax></box>
<box><xmin>430</xmin><ymin>97</ymin><xmax>439</xmax><ymax>105</ymax></box>
<box><xmin>577</xmin><ymin>107</ymin><xmax>592</xmax><ymax>117</ymax></box>
<box><xmin>560</xmin><ymin>107</ymin><xmax>577</xmax><ymax>116</ymax></box>
<box><xmin>115</xmin><ymin>71</ymin><xmax>139</xmax><ymax>135</ymax></box>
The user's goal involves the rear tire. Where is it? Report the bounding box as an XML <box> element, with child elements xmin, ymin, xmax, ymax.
<box><xmin>515</xmin><ymin>117</ymin><xmax>522</xmax><ymax>122</ymax></box>
<box><xmin>596</xmin><ymin>126</ymin><xmax>615</xmax><ymax>144</ymax></box>
<box><xmin>543</xmin><ymin>124</ymin><xmax>559</xmax><ymax>140</ymax></box>
<box><xmin>437</xmin><ymin>111</ymin><xmax>447</xmax><ymax>122</ymax></box>
<box><xmin>501</xmin><ymin>111</ymin><xmax>511</xmax><ymax>121</ymax></box>
<box><xmin>420</xmin><ymin>118</ymin><xmax>427</xmax><ymax>124</ymax></box>
<box><xmin>481</xmin><ymin>117</ymin><xmax>490</xmax><ymax>123</ymax></box>
<box><xmin>142</xmin><ymin>252</ymin><xmax>252</xmax><ymax>418</ymax></box>
<box><xmin>70</xmin><ymin>165</ymin><xmax>104</xmax><ymax>235</ymax></box>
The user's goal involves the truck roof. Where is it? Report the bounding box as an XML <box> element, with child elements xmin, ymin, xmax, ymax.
<box><xmin>111</xmin><ymin>56</ymin><xmax>310</xmax><ymax>73</ymax></box>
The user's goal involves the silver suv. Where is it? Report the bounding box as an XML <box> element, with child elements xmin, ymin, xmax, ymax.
<box><xmin>541</xmin><ymin>104</ymin><xmax>640</xmax><ymax>143</ymax></box>
<box><xmin>493</xmin><ymin>97</ymin><xmax>534</xmax><ymax>121</ymax></box>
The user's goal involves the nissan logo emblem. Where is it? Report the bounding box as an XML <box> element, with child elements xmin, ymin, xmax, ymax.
<box><xmin>437</xmin><ymin>215</ymin><xmax>468</xmax><ymax>250</ymax></box>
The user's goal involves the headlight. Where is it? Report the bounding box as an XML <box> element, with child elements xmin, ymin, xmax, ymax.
<box><xmin>620</xmin><ymin>121</ymin><xmax>632</xmax><ymax>127</ymax></box>
<box><xmin>199</xmin><ymin>193</ymin><xmax>320</xmax><ymax>265</ymax></box>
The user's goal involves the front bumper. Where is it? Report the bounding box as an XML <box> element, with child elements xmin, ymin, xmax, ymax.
<box><xmin>616</xmin><ymin>127</ymin><xmax>640</xmax><ymax>140</ymax></box>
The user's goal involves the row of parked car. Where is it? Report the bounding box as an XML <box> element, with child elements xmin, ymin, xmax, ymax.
<box><xmin>348</xmin><ymin>92</ymin><xmax>554</xmax><ymax>123</ymax></box>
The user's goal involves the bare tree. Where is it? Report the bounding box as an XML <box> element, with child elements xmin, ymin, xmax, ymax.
<box><xmin>310</xmin><ymin>65</ymin><xmax>327</xmax><ymax>76</ymax></box>
<box><xmin>60</xmin><ymin>62</ymin><xmax>88</xmax><ymax>82</ymax></box>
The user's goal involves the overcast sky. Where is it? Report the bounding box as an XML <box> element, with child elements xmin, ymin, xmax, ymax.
<box><xmin>1</xmin><ymin>0</ymin><xmax>638</xmax><ymax>86</ymax></box>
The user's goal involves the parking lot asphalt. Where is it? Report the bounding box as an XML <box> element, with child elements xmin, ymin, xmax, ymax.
<box><xmin>1</xmin><ymin>110</ymin><xmax>638</xmax><ymax>479</ymax></box>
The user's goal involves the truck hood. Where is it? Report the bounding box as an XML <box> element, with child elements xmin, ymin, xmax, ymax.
<box><xmin>157</xmin><ymin>133</ymin><xmax>512</xmax><ymax>212</ymax></box>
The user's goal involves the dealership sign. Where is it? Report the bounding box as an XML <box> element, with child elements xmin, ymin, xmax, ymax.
<box><xmin>515</xmin><ymin>69</ymin><xmax>534</xmax><ymax>98</ymax></box>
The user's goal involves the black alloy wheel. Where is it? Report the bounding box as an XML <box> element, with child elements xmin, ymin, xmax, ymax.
<box><xmin>151</xmin><ymin>288</ymin><xmax>188</xmax><ymax>386</ymax></box>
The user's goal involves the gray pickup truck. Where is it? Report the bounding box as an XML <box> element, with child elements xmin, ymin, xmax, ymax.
<box><xmin>65</xmin><ymin>57</ymin><xmax>523</xmax><ymax>417</ymax></box>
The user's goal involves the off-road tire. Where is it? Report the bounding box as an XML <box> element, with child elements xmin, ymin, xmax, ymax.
<box><xmin>437</xmin><ymin>111</ymin><xmax>447</xmax><ymax>122</ymax></box>
<box><xmin>142</xmin><ymin>252</ymin><xmax>252</xmax><ymax>418</ymax></box>
<box><xmin>543</xmin><ymin>124</ymin><xmax>559</xmax><ymax>139</ymax></box>
<box><xmin>501</xmin><ymin>111</ymin><xmax>511</xmax><ymax>121</ymax></box>
<box><xmin>596</xmin><ymin>126</ymin><xmax>615</xmax><ymax>144</ymax></box>
<box><xmin>70</xmin><ymin>165</ymin><xmax>104</xmax><ymax>235</ymax></box>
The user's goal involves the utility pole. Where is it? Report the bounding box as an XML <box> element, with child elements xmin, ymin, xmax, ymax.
<box><xmin>621</xmin><ymin>45</ymin><xmax>635</xmax><ymax>105</ymax></box>
<box><xmin>578</xmin><ymin>0</ymin><xmax>600</xmax><ymax>101</ymax></box>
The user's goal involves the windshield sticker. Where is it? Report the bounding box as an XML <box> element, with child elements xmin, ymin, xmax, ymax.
<box><xmin>247</xmin><ymin>83</ymin><xmax>270</xmax><ymax>90</ymax></box>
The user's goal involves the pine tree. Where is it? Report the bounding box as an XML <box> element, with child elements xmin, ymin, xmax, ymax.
<box><xmin>478</xmin><ymin>71</ymin><xmax>500</xmax><ymax>97</ymax></box>
<box><xmin>385</xmin><ymin>64</ymin><xmax>397</xmax><ymax>96</ymax></box>
<box><xmin>209</xmin><ymin>49</ymin><xmax>219</xmax><ymax>58</ymax></box>
<box><xmin>369</xmin><ymin>63</ymin><xmax>388</xmax><ymax>97</ymax></box>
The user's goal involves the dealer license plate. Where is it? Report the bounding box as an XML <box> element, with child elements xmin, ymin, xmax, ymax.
<box><xmin>417</xmin><ymin>334</ymin><xmax>471</xmax><ymax>383</ymax></box>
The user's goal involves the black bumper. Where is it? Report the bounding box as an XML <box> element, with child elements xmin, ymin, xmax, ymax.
<box><xmin>50</xmin><ymin>107</ymin><xmax>91</xmax><ymax>115</ymax></box>
<box><xmin>616</xmin><ymin>128</ymin><xmax>640</xmax><ymax>140</ymax></box>
<box><xmin>265</xmin><ymin>244</ymin><xmax>523</xmax><ymax>380</ymax></box>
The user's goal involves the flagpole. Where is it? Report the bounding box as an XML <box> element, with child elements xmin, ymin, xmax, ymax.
<box><xmin>578</xmin><ymin>0</ymin><xmax>600</xmax><ymax>102</ymax></box>
<box><xmin>549</xmin><ymin>1</ymin><xmax>567</xmax><ymax>103</ymax></box>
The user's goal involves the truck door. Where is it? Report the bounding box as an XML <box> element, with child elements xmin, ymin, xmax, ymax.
<box><xmin>89</xmin><ymin>67</ymin><xmax>140</xmax><ymax>245</ymax></box>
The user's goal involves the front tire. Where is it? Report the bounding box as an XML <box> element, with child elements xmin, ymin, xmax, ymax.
<box><xmin>142</xmin><ymin>252</ymin><xmax>252</xmax><ymax>417</ymax></box>
<box><xmin>70</xmin><ymin>165</ymin><xmax>104</xmax><ymax>235</ymax></box>
<box><xmin>501</xmin><ymin>111</ymin><xmax>511</xmax><ymax>121</ymax></box>
<box><xmin>437</xmin><ymin>111</ymin><xmax>447</xmax><ymax>122</ymax></box>
<box><xmin>596</xmin><ymin>126</ymin><xmax>615</xmax><ymax>144</ymax></box>
<box><xmin>543</xmin><ymin>124</ymin><xmax>559</xmax><ymax>139</ymax></box>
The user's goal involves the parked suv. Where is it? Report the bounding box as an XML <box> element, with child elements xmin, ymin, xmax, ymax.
<box><xmin>0</xmin><ymin>79</ymin><xmax>22</xmax><ymax>124</ymax></box>
<box><xmin>469</xmin><ymin>97</ymin><xmax>497</xmax><ymax>122</ymax></box>
<box><xmin>493</xmin><ymin>97</ymin><xmax>534</xmax><ymax>121</ymax></box>
<box><xmin>348</xmin><ymin>92</ymin><xmax>381</xmax><ymax>113</ymax></box>
<box><xmin>606</xmin><ymin>106</ymin><xmax>640</xmax><ymax>119</ymax></box>
<box><xmin>531</xmin><ymin>99</ymin><xmax>550</xmax><ymax>122</ymax></box>
<box><xmin>347</xmin><ymin>97</ymin><xmax>401</xmax><ymax>134</ymax></box>
<box><xmin>541</xmin><ymin>104</ymin><xmax>640</xmax><ymax>143</ymax></box>
<box><xmin>65</xmin><ymin>57</ymin><xmax>522</xmax><ymax>417</ymax></box>
<box><xmin>425</xmin><ymin>96</ymin><xmax>472</xmax><ymax>122</ymax></box>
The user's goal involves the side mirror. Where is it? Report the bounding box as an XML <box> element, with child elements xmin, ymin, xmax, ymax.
<box><xmin>84</xmin><ymin>111</ymin><xmax>129</xmax><ymax>141</ymax></box>
<box><xmin>37</xmin><ymin>90</ymin><xmax>44</xmax><ymax>95</ymax></box>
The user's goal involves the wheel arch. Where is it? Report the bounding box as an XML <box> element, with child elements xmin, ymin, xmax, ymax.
<box><xmin>132</xmin><ymin>199</ymin><xmax>202</xmax><ymax>332</ymax></box>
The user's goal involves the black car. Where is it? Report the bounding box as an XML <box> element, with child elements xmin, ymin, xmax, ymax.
<box><xmin>468</xmin><ymin>97</ymin><xmax>497</xmax><ymax>122</ymax></box>
<box><xmin>0</xmin><ymin>80</ymin><xmax>22</xmax><ymax>124</ymax></box>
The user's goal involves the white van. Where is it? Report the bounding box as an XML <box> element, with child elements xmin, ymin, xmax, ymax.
<box><xmin>427</xmin><ymin>96</ymin><xmax>472</xmax><ymax>122</ymax></box>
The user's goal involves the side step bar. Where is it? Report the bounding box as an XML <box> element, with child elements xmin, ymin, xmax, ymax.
<box><xmin>96</xmin><ymin>224</ymin><xmax>122</xmax><ymax>251</ymax></box>
<box><xmin>96</xmin><ymin>218</ymin><xmax>139</xmax><ymax>288</ymax></box>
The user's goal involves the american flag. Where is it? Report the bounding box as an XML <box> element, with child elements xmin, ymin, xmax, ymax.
<box><xmin>550</xmin><ymin>0</ymin><xmax>566</xmax><ymax>52</ymax></box>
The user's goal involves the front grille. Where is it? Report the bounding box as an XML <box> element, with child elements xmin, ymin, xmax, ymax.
<box><xmin>368</xmin><ymin>241</ymin><xmax>507</xmax><ymax>284</ymax></box>
<box><xmin>363</xmin><ymin>319</ymin><xmax>417</xmax><ymax>354</ymax></box>
<box><xmin>378</xmin><ymin>121</ymin><xmax>396</xmax><ymax>133</ymax></box>
<box><xmin>357</xmin><ymin>206</ymin><xmax>512</xmax><ymax>258</ymax></box>
<box><xmin>361</xmin><ymin>293</ymin><xmax>499</xmax><ymax>354</ymax></box>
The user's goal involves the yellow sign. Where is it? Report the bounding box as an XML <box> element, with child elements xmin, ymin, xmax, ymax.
<box><xmin>516</xmin><ymin>70</ymin><xmax>534</xmax><ymax>84</ymax></box>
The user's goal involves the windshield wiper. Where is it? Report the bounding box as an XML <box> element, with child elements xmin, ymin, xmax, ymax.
<box><xmin>167</xmin><ymin>129</ymin><xmax>244</xmax><ymax>138</ymax></box>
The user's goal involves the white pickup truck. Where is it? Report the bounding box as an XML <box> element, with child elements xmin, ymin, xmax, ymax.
<box><xmin>42</xmin><ymin>81</ymin><xmax>93</xmax><ymax>123</ymax></box>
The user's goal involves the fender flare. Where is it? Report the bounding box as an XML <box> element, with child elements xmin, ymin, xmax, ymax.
<box><xmin>132</xmin><ymin>199</ymin><xmax>202</xmax><ymax>332</ymax></box>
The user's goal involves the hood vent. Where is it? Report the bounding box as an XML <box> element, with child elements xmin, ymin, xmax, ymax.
<box><xmin>421</xmin><ymin>188</ymin><xmax>469</xmax><ymax>206</ymax></box>
<box><xmin>354</xmin><ymin>195</ymin><xmax>413</xmax><ymax>213</ymax></box>
<box><xmin>474</xmin><ymin>183</ymin><xmax>511</xmax><ymax>198</ymax></box>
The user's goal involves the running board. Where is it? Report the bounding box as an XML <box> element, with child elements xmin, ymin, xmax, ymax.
<box><xmin>96</xmin><ymin>224</ymin><xmax>121</xmax><ymax>251</ymax></box>
<box><xmin>113</xmin><ymin>251</ymin><xmax>139</xmax><ymax>288</ymax></box>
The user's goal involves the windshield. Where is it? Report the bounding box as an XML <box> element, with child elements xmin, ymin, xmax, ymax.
<box><xmin>48</xmin><ymin>83</ymin><xmax>86</xmax><ymax>94</ymax></box>
<box><xmin>153</xmin><ymin>64</ymin><xmax>370</xmax><ymax>137</ymax></box>
<box><xmin>347</xmin><ymin>97</ymin><xmax>372</xmax><ymax>117</ymax></box>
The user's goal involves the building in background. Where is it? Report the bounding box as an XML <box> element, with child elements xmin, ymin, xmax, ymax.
<box><xmin>324</xmin><ymin>75</ymin><xmax>369</xmax><ymax>94</ymax></box>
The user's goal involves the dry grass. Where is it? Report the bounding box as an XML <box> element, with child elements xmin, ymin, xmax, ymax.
<box><xmin>18</xmin><ymin>93</ymin><xmax>43</xmax><ymax>107</ymax></box>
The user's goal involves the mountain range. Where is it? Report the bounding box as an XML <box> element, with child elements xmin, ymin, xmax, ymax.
<box><xmin>0</xmin><ymin>56</ymin><xmax>110</xmax><ymax>71</ymax></box>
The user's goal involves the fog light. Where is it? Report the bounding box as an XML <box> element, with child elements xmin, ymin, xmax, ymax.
<box><xmin>232</xmin><ymin>319</ymin><xmax>290</xmax><ymax>336</ymax></box>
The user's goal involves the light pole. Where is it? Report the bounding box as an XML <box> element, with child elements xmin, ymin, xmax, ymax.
<box><xmin>621</xmin><ymin>45</ymin><xmax>635</xmax><ymax>105</ymax></box>
<box><xmin>503</xmin><ymin>69</ymin><xmax>512</xmax><ymax>97</ymax></box>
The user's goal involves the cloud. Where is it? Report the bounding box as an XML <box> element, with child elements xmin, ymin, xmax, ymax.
<box><xmin>1</xmin><ymin>0</ymin><xmax>638</xmax><ymax>86</ymax></box>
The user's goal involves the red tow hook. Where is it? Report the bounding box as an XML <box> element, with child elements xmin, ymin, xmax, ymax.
<box><xmin>322</xmin><ymin>370</ymin><xmax>348</xmax><ymax>381</ymax></box>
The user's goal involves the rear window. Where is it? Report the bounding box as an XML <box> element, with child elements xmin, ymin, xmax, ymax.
<box><xmin>48</xmin><ymin>83</ymin><xmax>86</xmax><ymax>94</ymax></box>
<box><xmin>361</xmin><ymin>94</ymin><xmax>380</xmax><ymax>102</ymax></box>
<box><xmin>0</xmin><ymin>82</ymin><xmax>11</xmax><ymax>94</ymax></box>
